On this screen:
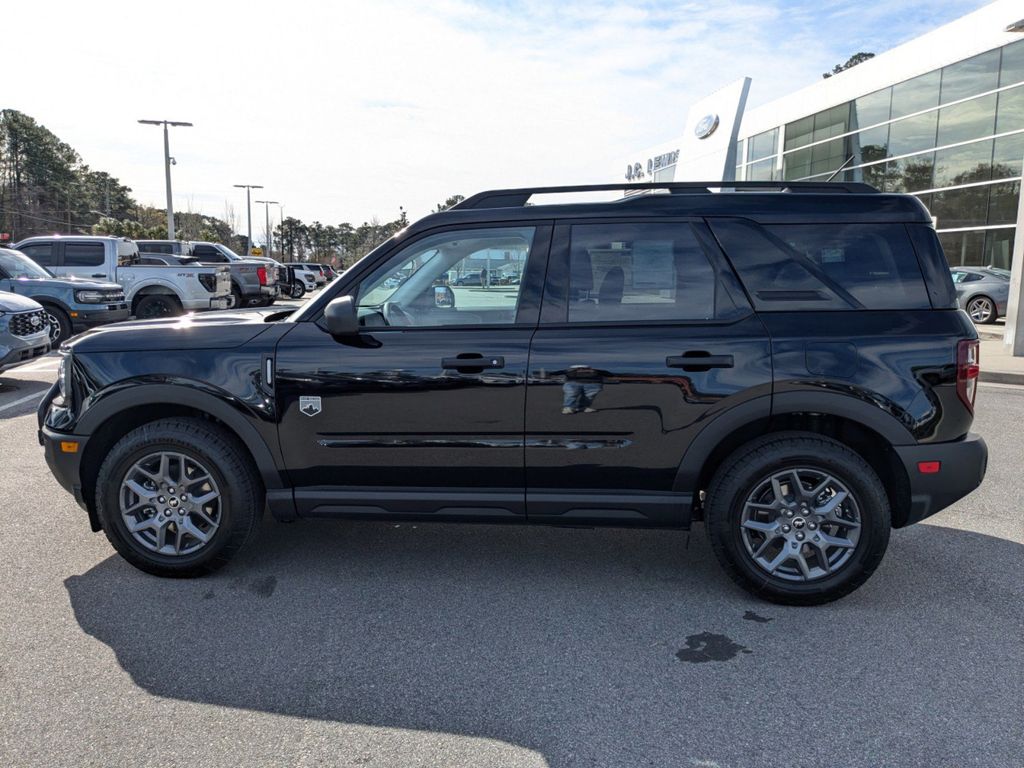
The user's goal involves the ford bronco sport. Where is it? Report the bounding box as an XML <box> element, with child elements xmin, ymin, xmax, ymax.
<box><xmin>37</xmin><ymin>182</ymin><xmax>988</xmax><ymax>604</ymax></box>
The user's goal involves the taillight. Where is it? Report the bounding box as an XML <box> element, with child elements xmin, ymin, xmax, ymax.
<box><xmin>257</xmin><ymin>266</ymin><xmax>268</xmax><ymax>285</ymax></box>
<box><xmin>198</xmin><ymin>273</ymin><xmax>216</xmax><ymax>292</ymax></box>
<box><xmin>956</xmin><ymin>339</ymin><xmax>980</xmax><ymax>412</ymax></box>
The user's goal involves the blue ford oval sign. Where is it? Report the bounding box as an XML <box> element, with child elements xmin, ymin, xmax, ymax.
<box><xmin>694</xmin><ymin>113</ymin><xmax>719</xmax><ymax>139</ymax></box>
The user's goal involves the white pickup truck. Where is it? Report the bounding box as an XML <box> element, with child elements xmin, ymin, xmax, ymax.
<box><xmin>14</xmin><ymin>235</ymin><xmax>232</xmax><ymax>319</ymax></box>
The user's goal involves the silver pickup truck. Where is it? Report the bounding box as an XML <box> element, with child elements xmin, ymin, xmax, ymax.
<box><xmin>14</xmin><ymin>236</ymin><xmax>231</xmax><ymax>319</ymax></box>
<box><xmin>138</xmin><ymin>240</ymin><xmax>280</xmax><ymax>308</ymax></box>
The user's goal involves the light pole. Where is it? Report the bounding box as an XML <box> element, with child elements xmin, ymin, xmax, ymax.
<box><xmin>138</xmin><ymin>119</ymin><xmax>192</xmax><ymax>239</ymax></box>
<box><xmin>254</xmin><ymin>199</ymin><xmax>279</xmax><ymax>259</ymax></box>
<box><xmin>233</xmin><ymin>184</ymin><xmax>263</xmax><ymax>256</ymax></box>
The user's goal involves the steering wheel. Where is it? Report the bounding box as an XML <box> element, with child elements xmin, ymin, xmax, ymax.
<box><xmin>383</xmin><ymin>301</ymin><xmax>414</xmax><ymax>327</ymax></box>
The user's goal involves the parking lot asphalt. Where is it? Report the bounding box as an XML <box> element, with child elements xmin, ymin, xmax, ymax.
<box><xmin>1</xmin><ymin>325</ymin><xmax>1022</xmax><ymax>767</ymax></box>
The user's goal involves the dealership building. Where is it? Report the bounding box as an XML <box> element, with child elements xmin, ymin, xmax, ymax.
<box><xmin>618</xmin><ymin>0</ymin><xmax>1024</xmax><ymax>271</ymax></box>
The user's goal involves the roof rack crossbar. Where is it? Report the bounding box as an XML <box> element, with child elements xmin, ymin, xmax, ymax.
<box><xmin>451</xmin><ymin>181</ymin><xmax>879</xmax><ymax>210</ymax></box>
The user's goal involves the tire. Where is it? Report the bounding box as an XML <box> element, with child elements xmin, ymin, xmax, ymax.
<box><xmin>42</xmin><ymin>305</ymin><xmax>72</xmax><ymax>346</ymax></box>
<box><xmin>134</xmin><ymin>294</ymin><xmax>183</xmax><ymax>319</ymax></box>
<box><xmin>94</xmin><ymin>418</ymin><xmax>263</xmax><ymax>577</ymax></box>
<box><xmin>290</xmin><ymin>282</ymin><xmax>306</xmax><ymax>299</ymax></box>
<box><xmin>231</xmin><ymin>285</ymin><xmax>244</xmax><ymax>310</ymax></box>
<box><xmin>704</xmin><ymin>432</ymin><xmax>890</xmax><ymax>606</ymax></box>
<box><xmin>965</xmin><ymin>295</ymin><xmax>997</xmax><ymax>324</ymax></box>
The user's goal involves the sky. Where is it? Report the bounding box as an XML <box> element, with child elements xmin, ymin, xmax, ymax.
<box><xmin>5</xmin><ymin>0</ymin><xmax>990</xmax><ymax>231</ymax></box>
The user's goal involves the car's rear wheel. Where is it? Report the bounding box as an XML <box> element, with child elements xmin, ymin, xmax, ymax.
<box><xmin>231</xmin><ymin>285</ymin><xmax>244</xmax><ymax>309</ymax></box>
<box><xmin>95</xmin><ymin>418</ymin><xmax>262</xmax><ymax>577</ymax></box>
<box><xmin>43</xmin><ymin>305</ymin><xmax>72</xmax><ymax>345</ymax></box>
<box><xmin>705</xmin><ymin>432</ymin><xmax>890</xmax><ymax>605</ymax></box>
<box><xmin>134</xmin><ymin>294</ymin><xmax>183</xmax><ymax>319</ymax></box>
<box><xmin>966</xmin><ymin>295</ymin><xmax>996</xmax><ymax>324</ymax></box>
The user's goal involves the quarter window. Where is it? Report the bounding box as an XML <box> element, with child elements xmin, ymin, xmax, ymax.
<box><xmin>565</xmin><ymin>223</ymin><xmax>730</xmax><ymax>323</ymax></box>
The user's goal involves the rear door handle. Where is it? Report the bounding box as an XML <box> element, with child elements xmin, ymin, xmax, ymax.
<box><xmin>91</xmin><ymin>273</ymin><xmax>106</xmax><ymax>278</ymax></box>
<box><xmin>666</xmin><ymin>353</ymin><xmax>734</xmax><ymax>370</ymax></box>
<box><xmin>442</xmin><ymin>354</ymin><xmax>505</xmax><ymax>371</ymax></box>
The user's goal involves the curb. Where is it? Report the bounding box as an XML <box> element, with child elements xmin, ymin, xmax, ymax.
<box><xmin>980</xmin><ymin>370</ymin><xmax>1024</xmax><ymax>386</ymax></box>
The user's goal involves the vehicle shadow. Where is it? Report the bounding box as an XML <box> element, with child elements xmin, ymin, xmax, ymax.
<box><xmin>65</xmin><ymin>520</ymin><xmax>1024</xmax><ymax>767</ymax></box>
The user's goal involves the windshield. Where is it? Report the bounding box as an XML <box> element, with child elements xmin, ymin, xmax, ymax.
<box><xmin>214</xmin><ymin>243</ymin><xmax>244</xmax><ymax>261</ymax></box>
<box><xmin>0</xmin><ymin>249</ymin><xmax>53</xmax><ymax>279</ymax></box>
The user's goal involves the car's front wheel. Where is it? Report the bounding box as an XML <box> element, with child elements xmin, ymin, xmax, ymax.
<box><xmin>43</xmin><ymin>305</ymin><xmax>72</xmax><ymax>345</ymax></box>
<box><xmin>134</xmin><ymin>294</ymin><xmax>183</xmax><ymax>319</ymax></box>
<box><xmin>289</xmin><ymin>282</ymin><xmax>306</xmax><ymax>299</ymax></box>
<box><xmin>95</xmin><ymin>418</ymin><xmax>262</xmax><ymax>577</ymax></box>
<box><xmin>705</xmin><ymin>433</ymin><xmax>890</xmax><ymax>605</ymax></box>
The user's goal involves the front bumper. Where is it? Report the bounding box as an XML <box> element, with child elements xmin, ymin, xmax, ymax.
<box><xmin>0</xmin><ymin>335</ymin><xmax>50</xmax><ymax>372</ymax></box>
<box><xmin>895</xmin><ymin>432</ymin><xmax>988</xmax><ymax>526</ymax></box>
<box><xmin>70</xmin><ymin>304</ymin><xmax>131</xmax><ymax>331</ymax></box>
<box><xmin>40</xmin><ymin>422</ymin><xmax>90</xmax><ymax>509</ymax></box>
<box><xmin>182</xmin><ymin>296</ymin><xmax>232</xmax><ymax>311</ymax></box>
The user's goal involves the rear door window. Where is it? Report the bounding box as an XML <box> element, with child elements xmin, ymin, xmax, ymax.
<box><xmin>710</xmin><ymin>220</ymin><xmax>931</xmax><ymax>310</ymax></box>
<box><xmin>564</xmin><ymin>222</ymin><xmax>735</xmax><ymax>323</ymax></box>
<box><xmin>64</xmin><ymin>242</ymin><xmax>106</xmax><ymax>267</ymax></box>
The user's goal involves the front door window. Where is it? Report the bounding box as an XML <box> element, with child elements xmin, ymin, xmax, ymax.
<box><xmin>356</xmin><ymin>226</ymin><xmax>535</xmax><ymax>327</ymax></box>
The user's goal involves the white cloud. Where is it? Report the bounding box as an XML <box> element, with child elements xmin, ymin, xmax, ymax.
<box><xmin>4</xmin><ymin>0</ymin><xmax>986</xmax><ymax>229</ymax></box>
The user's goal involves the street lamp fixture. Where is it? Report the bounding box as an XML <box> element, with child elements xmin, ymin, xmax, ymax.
<box><xmin>254</xmin><ymin>199</ymin><xmax>279</xmax><ymax>258</ymax></box>
<box><xmin>233</xmin><ymin>184</ymin><xmax>263</xmax><ymax>256</ymax></box>
<box><xmin>138</xmin><ymin>119</ymin><xmax>193</xmax><ymax>239</ymax></box>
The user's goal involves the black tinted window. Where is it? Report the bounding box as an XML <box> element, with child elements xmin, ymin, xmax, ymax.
<box><xmin>19</xmin><ymin>242</ymin><xmax>56</xmax><ymax>266</ymax></box>
<box><xmin>64</xmin><ymin>242</ymin><xmax>105</xmax><ymax>267</ymax></box>
<box><xmin>711</xmin><ymin>220</ymin><xmax>930</xmax><ymax>310</ymax></box>
<box><xmin>566</xmin><ymin>223</ymin><xmax>730</xmax><ymax>322</ymax></box>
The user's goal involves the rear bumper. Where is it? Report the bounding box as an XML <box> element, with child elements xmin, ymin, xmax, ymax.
<box><xmin>895</xmin><ymin>433</ymin><xmax>988</xmax><ymax>526</ymax></box>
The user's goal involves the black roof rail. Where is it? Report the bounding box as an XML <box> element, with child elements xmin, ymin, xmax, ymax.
<box><xmin>451</xmin><ymin>181</ymin><xmax>879</xmax><ymax>210</ymax></box>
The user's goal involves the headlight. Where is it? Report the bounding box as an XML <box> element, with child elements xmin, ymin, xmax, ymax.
<box><xmin>75</xmin><ymin>290</ymin><xmax>106</xmax><ymax>303</ymax></box>
<box><xmin>57</xmin><ymin>352</ymin><xmax>72</xmax><ymax>401</ymax></box>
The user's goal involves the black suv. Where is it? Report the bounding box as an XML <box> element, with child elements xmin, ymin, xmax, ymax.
<box><xmin>37</xmin><ymin>182</ymin><xmax>987</xmax><ymax>604</ymax></box>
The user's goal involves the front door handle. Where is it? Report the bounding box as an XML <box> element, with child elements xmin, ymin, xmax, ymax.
<box><xmin>442</xmin><ymin>354</ymin><xmax>505</xmax><ymax>371</ymax></box>
<box><xmin>91</xmin><ymin>273</ymin><xmax>106</xmax><ymax>278</ymax></box>
<box><xmin>666</xmin><ymin>352</ymin><xmax>734</xmax><ymax>371</ymax></box>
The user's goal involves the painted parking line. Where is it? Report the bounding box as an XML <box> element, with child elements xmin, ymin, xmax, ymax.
<box><xmin>11</xmin><ymin>359</ymin><xmax>60</xmax><ymax>373</ymax></box>
<box><xmin>0</xmin><ymin>389</ymin><xmax>47</xmax><ymax>414</ymax></box>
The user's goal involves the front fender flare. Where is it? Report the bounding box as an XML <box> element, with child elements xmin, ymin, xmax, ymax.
<box><xmin>76</xmin><ymin>381</ymin><xmax>286</xmax><ymax>491</ymax></box>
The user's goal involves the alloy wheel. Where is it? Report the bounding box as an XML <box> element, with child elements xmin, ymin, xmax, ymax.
<box><xmin>967</xmin><ymin>297</ymin><xmax>994</xmax><ymax>323</ymax></box>
<box><xmin>45</xmin><ymin>312</ymin><xmax>62</xmax><ymax>344</ymax></box>
<box><xmin>739</xmin><ymin>467</ymin><xmax>861</xmax><ymax>581</ymax></box>
<box><xmin>119</xmin><ymin>451</ymin><xmax>222</xmax><ymax>556</ymax></box>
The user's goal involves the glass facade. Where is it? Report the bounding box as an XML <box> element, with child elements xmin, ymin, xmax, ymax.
<box><xmin>735</xmin><ymin>38</ymin><xmax>1024</xmax><ymax>268</ymax></box>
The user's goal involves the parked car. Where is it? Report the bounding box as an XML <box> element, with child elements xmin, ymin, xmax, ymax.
<box><xmin>454</xmin><ymin>271</ymin><xmax>483</xmax><ymax>286</ymax></box>
<box><xmin>0</xmin><ymin>248</ymin><xmax>128</xmax><ymax>345</ymax></box>
<box><xmin>0</xmin><ymin>291</ymin><xmax>50</xmax><ymax>372</ymax></box>
<box><xmin>139</xmin><ymin>240</ymin><xmax>280</xmax><ymax>309</ymax></box>
<box><xmin>950</xmin><ymin>266</ymin><xmax>1009</xmax><ymax>324</ymax></box>
<box><xmin>38</xmin><ymin>181</ymin><xmax>987</xmax><ymax>605</ymax></box>
<box><xmin>15</xmin><ymin>236</ymin><xmax>231</xmax><ymax>319</ymax></box>
<box><xmin>284</xmin><ymin>262</ymin><xmax>324</xmax><ymax>288</ymax></box>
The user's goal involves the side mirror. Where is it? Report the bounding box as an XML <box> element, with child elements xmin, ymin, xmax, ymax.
<box><xmin>434</xmin><ymin>285</ymin><xmax>455</xmax><ymax>308</ymax></box>
<box><xmin>324</xmin><ymin>295</ymin><xmax>359</xmax><ymax>337</ymax></box>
